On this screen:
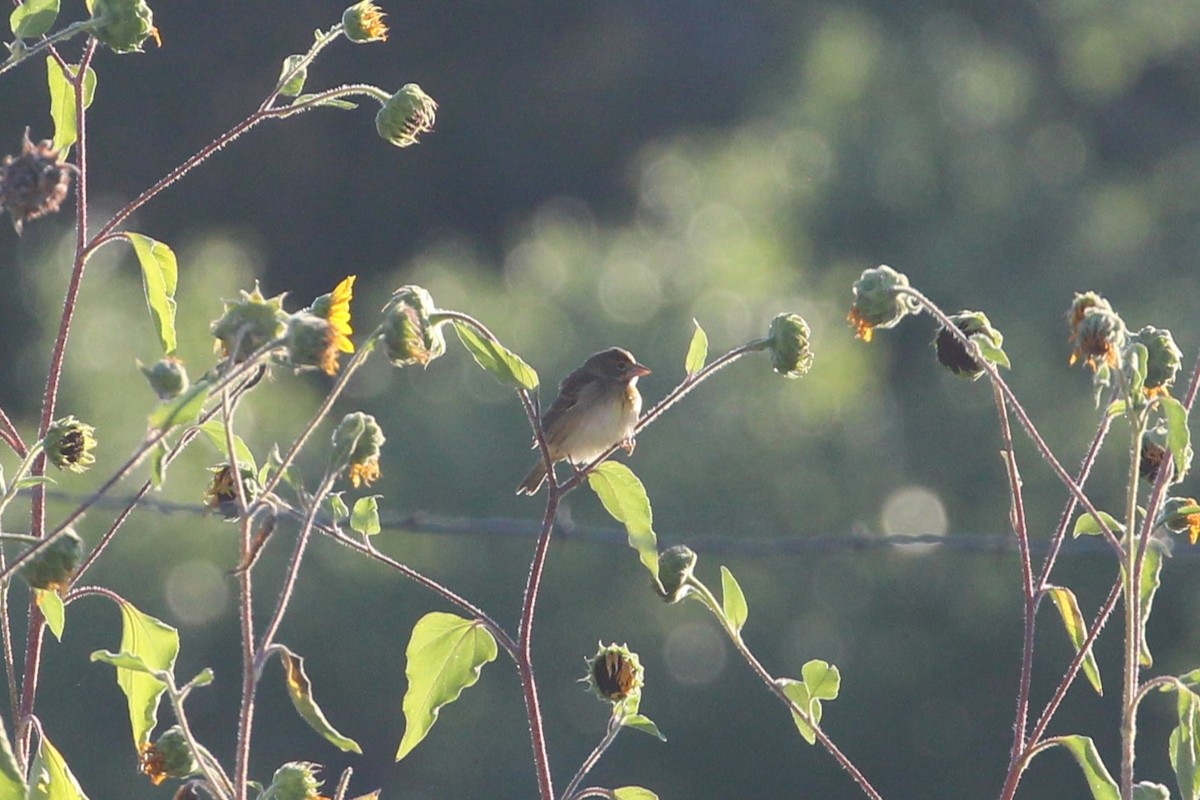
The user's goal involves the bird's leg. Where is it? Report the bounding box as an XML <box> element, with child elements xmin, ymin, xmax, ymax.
<box><xmin>620</xmin><ymin>437</ymin><xmax>637</xmax><ymax>455</ymax></box>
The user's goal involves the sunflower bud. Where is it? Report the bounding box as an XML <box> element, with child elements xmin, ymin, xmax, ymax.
<box><xmin>1158</xmin><ymin>496</ymin><xmax>1200</xmax><ymax>545</ymax></box>
<box><xmin>265</xmin><ymin>761</ymin><xmax>323</xmax><ymax>800</ymax></box>
<box><xmin>656</xmin><ymin>545</ymin><xmax>697</xmax><ymax>603</ymax></box>
<box><xmin>376</xmin><ymin>84</ymin><xmax>437</xmax><ymax>148</ymax></box>
<box><xmin>934</xmin><ymin>310</ymin><xmax>1005</xmax><ymax>380</ymax></box>
<box><xmin>380</xmin><ymin>285</ymin><xmax>446</xmax><ymax>367</ymax></box>
<box><xmin>847</xmin><ymin>265</ymin><xmax>920</xmax><ymax>342</ymax></box>
<box><xmin>342</xmin><ymin>1</ymin><xmax>388</xmax><ymax>43</ymax></box>
<box><xmin>332</xmin><ymin>412</ymin><xmax>386</xmax><ymax>488</ymax></box>
<box><xmin>210</xmin><ymin>282</ymin><xmax>289</xmax><ymax>364</ymax></box>
<box><xmin>139</xmin><ymin>356</ymin><xmax>190</xmax><ymax>400</ymax></box>
<box><xmin>0</xmin><ymin>128</ymin><xmax>76</xmax><ymax>234</ymax></box>
<box><xmin>89</xmin><ymin>0</ymin><xmax>157</xmax><ymax>53</ymax></box>
<box><xmin>585</xmin><ymin>643</ymin><xmax>644</xmax><ymax>703</ymax></box>
<box><xmin>1067</xmin><ymin>292</ymin><xmax>1125</xmax><ymax>371</ymax></box>
<box><xmin>285</xmin><ymin>313</ymin><xmax>343</xmax><ymax>376</ymax></box>
<box><xmin>43</xmin><ymin>416</ymin><xmax>97</xmax><ymax>473</ymax></box>
<box><xmin>203</xmin><ymin>463</ymin><xmax>258</xmax><ymax>520</ymax></box>
<box><xmin>139</xmin><ymin>726</ymin><xmax>198</xmax><ymax>786</ymax></box>
<box><xmin>766</xmin><ymin>313</ymin><xmax>814</xmax><ymax>378</ymax></box>
<box><xmin>1129</xmin><ymin>326</ymin><xmax>1182</xmax><ymax>395</ymax></box>
<box><xmin>20</xmin><ymin>529</ymin><xmax>84</xmax><ymax>593</ymax></box>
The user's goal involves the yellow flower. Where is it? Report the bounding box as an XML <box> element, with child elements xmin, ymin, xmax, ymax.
<box><xmin>323</xmin><ymin>275</ymin><xmax>355</xmax><ymax>354</ymax></box>
<box><xmin>349</xmin><ymin>456</ymin><xmax>381</xmax><ymax>488</ymax></box>
<box><xmin>343</xmin><ymin>1</ymin><xmax>388</xmax><ymax>43</ymax></box>
<box><xmin>847</xmin><ymin>306</ymin><xmax>875</xmax><ymax>342</ymax></box>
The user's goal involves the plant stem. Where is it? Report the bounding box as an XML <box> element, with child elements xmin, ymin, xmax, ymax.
<box><xmin>518</xmin><ymin>487</ymin><xmax>559</xmax><ymax>800</ymax></box>
<box><xmin>1119</xmin><ymin>412</ymin><xmax>1146</xmax><ymax>799</ymax></box>
<box><xmin>560</xmin><ymin>715</ymin><xmax>622</xmax><ymax>800</ymax></box>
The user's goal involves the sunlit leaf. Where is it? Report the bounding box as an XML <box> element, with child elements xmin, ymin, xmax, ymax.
<box><xmin>1072</xmin><ymin>510</ymin><xmax>1123</xmax><ymax>539</ymax></box>
<box><xmin>719</xmin><ymin>565</ymin><xmax>748</xmax><ymax>636</ymax></box>
<box><xmin>148</xmin><ymin>382</ymin><xmax>209</xmax><ymax>430</ymax></box>
<box><xmin>802</xmin><ymin>659</ymin><xmax>841</xmax><ymax>702</ymax></box>
<box><xmin>1137</xmin><ymin>544</ymin><xmax>1164</xmax><ymax>668</ymax></box>
<box><xmin>125</xmin><ymin>233</ymin><xmax>179</xmax><ymax>355</ymax></box>
<box><xmin>10</xmin><ymin>0</ymin><xmax>59</xmax><ymax>38</ymax></box>
<box><xmin>187</xmin><ymin>668</ymin><xmax>214</xmax><ymax>688</ymax></box>
<box><xmin>614</xmin><ymin>788</ymin><xmax>659</xmax><ymax>800</ymax></box>
<box><xmin>35</xmin><ymin>588</ymin><xmax>65</xmax><ymax>641</ymax></box>
<box><xmin>0</xmin><ymin>715</ymin><xmax>23</xmax><ymax>799</ymax></box>
<box><xmin>277</xmin><ymin>54</ymin><xmax>307</xmax><ymax>97</ymax></box>
<box><xmin>149</xmin><ymin>440</ymin><xmax>168</xmax><ymax>487</ymax></box>
<box><xmin>325</xmin><ymin>492</ymin><xmax>349</xmax><ymax>523</ymax></box>
<box><xmin>684</xmin><ymin>319</ymin><xmax>708</xmax><ymax>376</ymax></box>
<box><xmin>350</xmin><ymin>495</ymin><xmax>381</xmax><ymax>536</ymax></box>
<box><xmin>777</xmin><ymin>677</ymin><xmax>820</xmax><ymax>745</ymax></box>
<box><xmin>975</xmin><ymin>336</ymin><xmax>1011</xmax><ymax>370</ymax></box>
<box><xmin>278</xmin><ymin>647</ymin><xmax>362</xmax><ymax>753</ymax></box>
<box><xmin>45</xmin><ymin>57</ymin><xmax>96</xmax><ymax>155</ymax></box>
<box><xmin>622</xmin><ymin>713</ymin><xmax>666</xmax><ymax>742</ymax></box>
<box><xmin>13</xmin><ymin>475</ymin><xmax>54</xmax><ymax>489</ymax></box>
<box><xmin>1051</xmin><ymin>734</ymin><xmax>1119</xmax><ymax>800</ymax></box>
<box><xmin>28</xmin><ymin>735</ymin><xmax>90</xmax><ymax>800</ymax></box>
<box><xmin>451</xmin><ymin>321</ymin><xmax>539</xmax><ymax>390</ymax></box>
<box><xmin>199</xmin><ymin>419</ymin><xmax>256</xmax><ymax>474</ymax></box>
<box><xmin>587</xmin><ymin>462</ymin><xmax>658</xmax><ymax>581</ymax></box>
<box><xmin>95</xmin><ymin>600</ymin><xmax>180</xmax><ymax>748</ymax></box>
<box><xmin>396</xmin><ymin>612</ymin><xmax>497</xmax><ymax>761</ymax></box>
<box><xmin>1162</xmin><ymin>395</ymin><xmax>1192</xmax><ymax>481</ymax></box>
<box><xmin>1045</xmin><ymin>585</ymin><xmax>1102</xmax><ymax>695</ymax></box>
<box><xmin>1169</xmin><ymin>685</ymin><xmax>1200</xmax><ymax>799</ymax></box>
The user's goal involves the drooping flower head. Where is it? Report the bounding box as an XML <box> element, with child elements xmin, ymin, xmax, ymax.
<box><xmin>210</xmin><ymin>282</ymin><xmax>289</xmax><ymax>364</ymax></box>
<box><xmin>0</xmin><ymin>128</ymin><xmax>76</xmax><ymax>234</ymax></box>
<box><xmin>43</xmin><ymin>416</ymin><xmax>97</xmax><ymax>473</ymax></box>
<box><xmin>847</xmin><ymin>265</ymin><xmax>920</xmax><ymax>342</ymax></box>
<box><xmin>376</xmin><ymin>84</ymin><xmax>438</xmax><ymax>148</ymax></box>
<box><xmin>343</xmin><ymin>1</ymin><xmax>388</xmax><ymax>43</ymax></box>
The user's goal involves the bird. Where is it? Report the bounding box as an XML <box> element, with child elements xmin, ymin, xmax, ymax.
<box><xmin>516</xmin><ymin>347</ymin><xmax>651</xmax><ymax>495</ymax></box>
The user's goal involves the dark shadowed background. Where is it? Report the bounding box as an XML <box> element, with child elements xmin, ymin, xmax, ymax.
<box><xmin>2</xmin><ymin>2</ymin><xmax>1200</xmax><ymax>798</ymax></box>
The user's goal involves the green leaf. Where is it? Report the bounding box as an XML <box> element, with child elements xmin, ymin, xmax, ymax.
<box><xmin>35</xmin><ymin>588</ymin><xmax>65</xmax><ymax>641</ymax></box>
<box><xmin>1106</xmin><ymin>400</ymin><xmax>1128</xmax><ymax>419</ymax></box>
<box><xmin>10</xmin><ymin>0</ymin><xmax>59</xmax><ymax>38</ymax></box>
<box><xmin>684</xmin><ymin>319</ymin><xmax>708</xmax><ymax>375</ymax></box>
<box><xmin>1072</xmin><ymin>510</ymin><xmax>1123</xmax><ymax>539</ymax></box>
<box><xmin>101</xmin><ymin>600</ymin><xmax>179</xmax><ymax>748</ymax></box>
<box><xmin>350</xmin><ymin>495</ymin><xmax>382</xmax><ymax>536</ymax></box>
<box><xmin>1162</xmin><ymin>395</ymin><xmax>1192</xmax><ymax>481</ymax></box>
<box><xmin>89</xmin><ymin>649</ymin><xmax>157</xmax><ymax>675</ymax></box>
<box><xmin>324</xmin><ymin>492</ymin><xmax>349</xmax><ymax>523</ymax></box>
<box><xmin>198</xmin><ymin>419</ymin><xmax>256</xmax><ymax>474</ymax></box>
<box><xmin>278</xmin><ymin>647</ymin><xmax>362</xmax><ymax>754</ymax></box>
<box><xmin>13</xmin><ymin>475</ymin><xmax>54</xmax><ymax>489</ymax></box>
<box><xmin>1133</xmin><ymin>782</ymin><xmax>1171</xmax><ymax>800</ymax></box>
<box><xmin>451</xmin><ymin>321</ymin><xmax>539</xmax><ymax>390</ymax></box>
<box><xmin>587</xmin><ymin>462</ymin><xmax>659</xmax><ymax>581</ymax></box>
<box><xmin>1137</xmin><ymin>544</ymin><xmax>1165</xmax><ymax>668</ymax></box>
<box><xmin>614</xmin><ymin>789</ymin><xmax>659</xmax><ymax>800</ymax></box>
<box><xmin>778</xmin><ymin>677</ymin><xmax>820</xmax><ymax>745</ymax></box>
<box><xmin>187</xmin><ymin>668</ymin><xmax>214</xmax><ymax>688</ymax></box>
<box><xmin>148</xmin><ymin>381</ymin><xmax>209</xmax><ymax>430</ymax></box>
<box><xmin>1170</xmin><ymin>686</ymin><xmax>1200</xmax><ymax>799</ymax></box>
<box><xmin>1045</xmin><ymin>585</ymin><xmax>1102</xmax><ymax>695</ymax></box>
<box><xmin>1051</xmin><ymin>734</ymin><xmax>1120</xmax><ymax>800</ymax></box>
<box><xmin>622</xmin><ymin>713</ymin><xmax>667</xmax><ymax>742</ymax></box>
<box><xmin>291</xmin><ymin>93</ymin><xmax>358</xmax><ymax>110</ymax></box>
<box><xmin>975</xmin><ymin>336</ymin><xmax>1011</xmax><ymax>370</ymax></box>
<box><xmin>28</xmin><ymin>735</ymin><xmax>90</xmax><ymax>800</ymax></box>
<box><xmin>45</xmin><ymin>57</ymin><xmax>96</xmax><ymax>155</ymax></box>
<box><xmin>0</xmin><ymin>716</ymin><xmax>24</xmax><ymax>800</ymax></box>
<box><xmin>149</xmin><ymin>440</ymin><xmax>168</xmax><ymax>488</ymax></box>
<box><xmin>125</xmin><ymin>233</ymin><xmax>179</xmax><ymax>355</ymax></box>
<box><xmin>396</xmin><ymin>612</ymin><xmax>497</xmax><ymax>761</ymax></box>
<box><xmin>719</xmin><ymin>565</ymin><xmax>748</xmax><ymax>636</ymax></box>
<box><xmin>802</xmin><ymin>659</ymin><xmax>841</xmax><ymax>701</ymax></box>
<box><xmin>277</xmin><ymin>54</ymin><xmax>307</xmax><ymax>97</ymax></box>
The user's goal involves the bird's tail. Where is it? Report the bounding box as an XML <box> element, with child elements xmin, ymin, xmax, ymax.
<box><xmin>515</xmin><ymin>461</ymin><xmax>549</xmax><ymax>495</ymax></box>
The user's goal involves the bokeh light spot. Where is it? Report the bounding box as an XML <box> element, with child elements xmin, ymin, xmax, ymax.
<box><xmin>165</xmin><ymin>560</ymin><xmax>229</xmax><ymax>626</ymax></box>
<box><xmin>880</xmin><ymin>485</ymin><xmax>947</xmax><ymax>538</ymax></box>
<box><xmin>663</xmin><ymin>621</ymin><xmax>728</xmax><ymax>686</ymax></box>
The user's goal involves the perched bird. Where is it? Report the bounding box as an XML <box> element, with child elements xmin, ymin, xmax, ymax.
<box><xmin>516</xmin><ymin>347</ymin><xmax>651</xmax><ymax>495</ymax></box>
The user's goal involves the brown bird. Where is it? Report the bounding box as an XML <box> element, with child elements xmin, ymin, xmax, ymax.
<box><xmin>516</xmin><ymin>347</ymin><xmax>651</xmax><ymax>495</ymax></box>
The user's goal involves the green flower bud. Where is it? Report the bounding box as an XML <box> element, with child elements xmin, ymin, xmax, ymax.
<box><xmin>1129</xmin><ymin>325</ymin><xmax>1182</xmax><ymax>394</ymax></box>
<box><xmin>0</xmin><ymin>128</ymin><xmax>76</xmax><ymax>234</ymax></box>
<box><xmin>139</xmin><ymin>726</ymin><xmax>198</xmax><ymax>786</ymax></box>
<box><xmin>342</xmin><ymin>1</ymin><xmax>388</xmax><ymax>43</ymax></box>
<box><xmin>266</xmin><ymin>761</ymin><xmax>323</xmax><ymax>800</ymax></box>
<box><xmin>656</xmin><ymin>545</ymin><xmax>697</xmax><ymax>603</ymax></box>
<box><xmin>20</xmin><ymin>528</ymin><xmax>84</xmax><ymax>593</ymax></box>
<box><xmin>332</xmin><ymin>412</ymin><xmax>386</xmax><ymax>487</ymax></box>
<box><xmin>766</xmin><ymin>313</ymin><xmax>813</xmax><ymax>378</ymax></box>
<box><xmin>585</xmin><ymin>643</ymin><xmax>644</xmax><ymax>703</ymax></box>
<box><xmin>43</xmin><ymin>416</ymin><xmax>97</xmax><ymax>473</ymax></box>
<box><xmin>376</xmin><ymin>84</ymin><xmax>437</xmax><ymax>148</ymax></box>
<box><xmin>1157</xmin><ymin>496</ymin><xmax>1200</xmax><ymax>544</ymax></box>
<box><xmin>210</xmin><ymin>282</ymin><xmax>289</xmax><ymax>364</ymax></box>
<box><xmin>89</xmin><ymin>0</ymin><xmax>157</xmax><ymax>54</ymax></box>
<box><xmin>139</xmin><ymin>356</ymin><xmax>190</xmax><ymax>400</ymax></box>
<box><xmin>379</xmin><ymin>285</ymin><xmax>446</xmax><ymax>367</ymax></box>
<box><xmin>934</xmin><ymin>310</ymin><xmax>1004</xmax><ymax>380</ymax></box>
<box><xmin>847</xmin><ymin>265</ymin><xmax>920</xmax><ymax>342</ymax></box>
<box><xmin>203</xmin><ymin>463</ymin><xmax>259</xmax><ymax>521</ymax></box>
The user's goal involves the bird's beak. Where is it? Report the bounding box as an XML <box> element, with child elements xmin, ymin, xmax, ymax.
<box><xmin>630</xmin><ymin>362</ymin><xmax>652</xmax><ymax>378</ymax></box>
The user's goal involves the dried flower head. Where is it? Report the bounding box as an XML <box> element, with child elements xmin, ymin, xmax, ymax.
<box><xmin>1129</xmin><ymin>325</ymin><xmax>1182</xmax><ymax>395</ymax></box>
<box><xmin>1159</xmin><ymin>496</ymin><xmax>1200</xmax><ymax>545</ymax></box>
<box><xmin>203</xmin><ymin>463</ymin><xmax>258</xmax><ymax>520</ymax></box>
<box><xmin>0</xmin><ymin>128</ymin><xmax>76</xmax><ymax>234</ymax></box>
<box><xmin>847</xmin><ymin>265</ymin><xmax>920</xmax><ymax>342</ymax></box>
<box><xmin>343</xmin><ymin>1</ymin><xmax>388</xmax><ymax>43</ymax></box>
<box><xmin>376</xmin><ymin>84</ymin><xmax>438</xmax><ymax>148</ymax></box>
<box><xmin>585</xmin><ymin>643</ymin><xmax>645</xmax><ymax>703</ymax></box>
<box><xmin>43</xmin><ymin>416</ymin><xmax>97</xmax><ymax>473</ymax></box>
<box><xmin>20</xmin><ymin>528</ymin><xmax>84</xmax><ymax>594</ymax></box>
<box><xmin>934</xmin><ymin>310</ymin><xmax>1006</xmax><ymax>380</ymax></box>
<box><xmin>139</xmin><ymin>726</ymin><xmax>198</xmax><ymax>786</ymax></box>
<box><xmin>766</xmin><ymin>313</ymin><xmax>814</xmax><ymax>378</ymax></box>
<box><xmin>380</xmin><ymin>285</ymin><xmax>446</xmax><ymax>367</ymax></box>
<box><xmin>332</xmin><ymin>412</ymin><xmax>386</xmax><ymax>487</ymax></box>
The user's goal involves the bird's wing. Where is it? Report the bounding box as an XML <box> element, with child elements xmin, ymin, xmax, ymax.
<box><xmin>533</xmin><ymin>364</ymin><xmax>590</xmax><ymax>447</ymax></box>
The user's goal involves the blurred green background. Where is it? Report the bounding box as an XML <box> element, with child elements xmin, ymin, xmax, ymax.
<box><xmin>3</xmin><ymin>1</ymin><xmax>1200</xmax><ymax>798</ymax></box>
